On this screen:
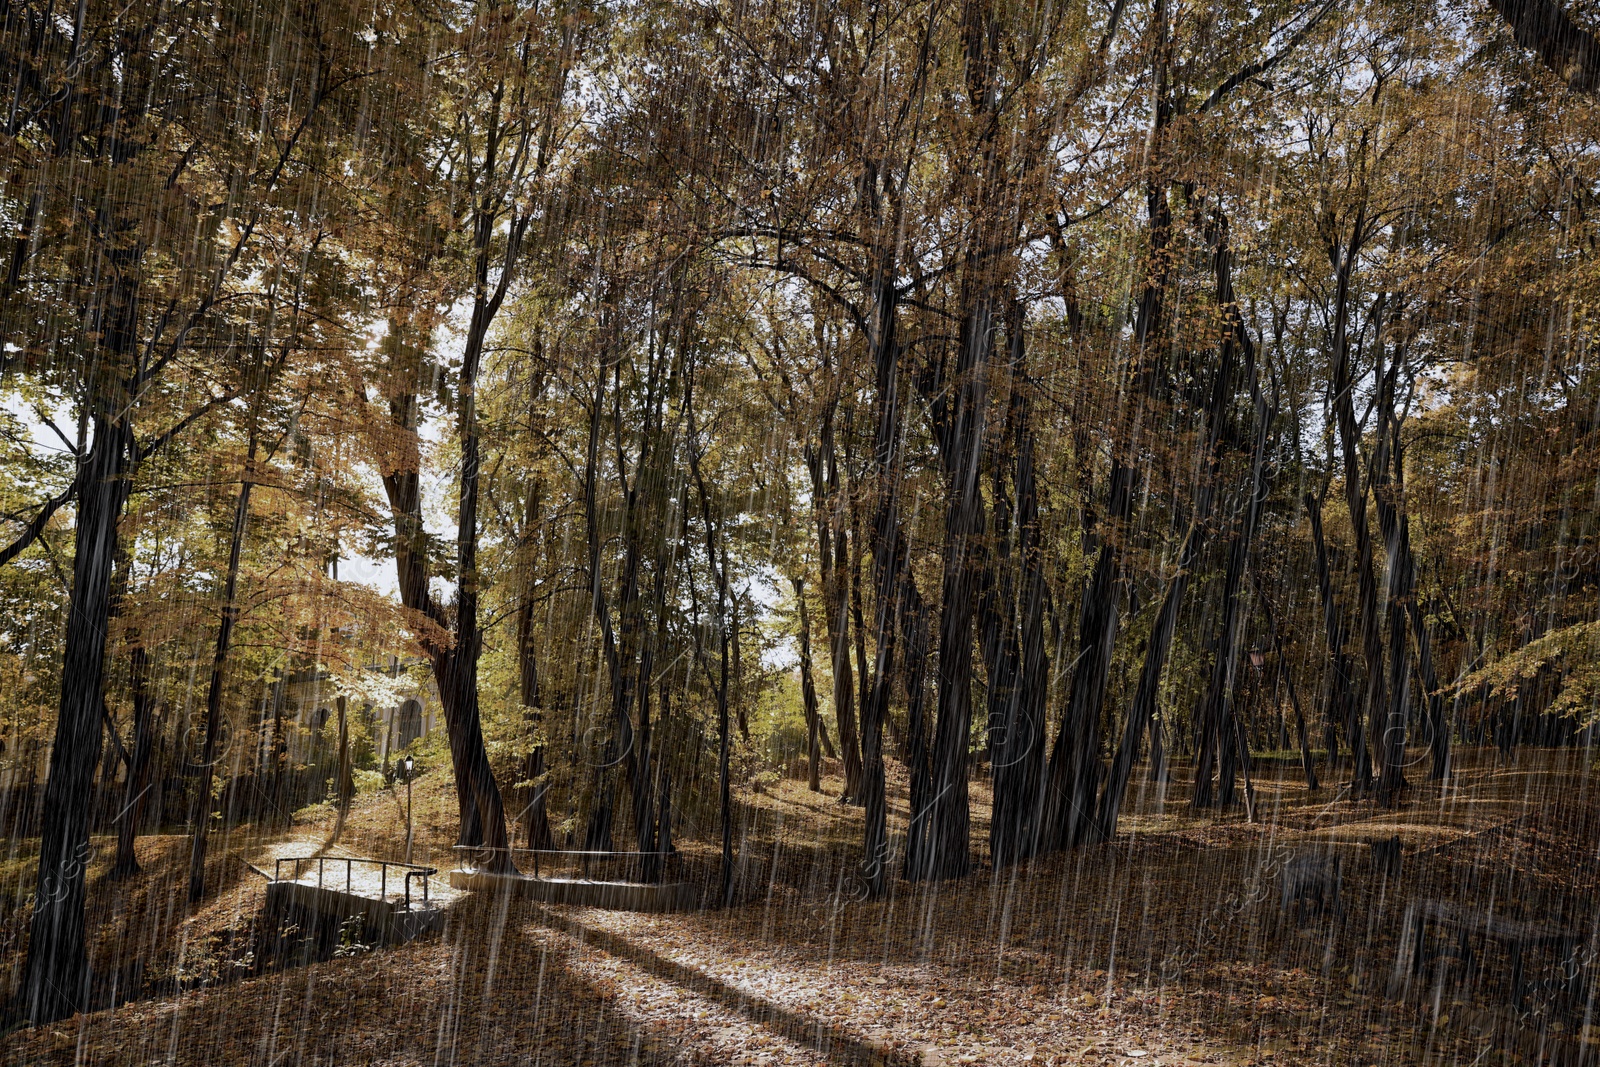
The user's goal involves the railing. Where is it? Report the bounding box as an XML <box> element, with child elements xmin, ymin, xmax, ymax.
<box><xmin>453</xmin><ymin>845</ymin><xmax>680</xmax><ymax>883</ymax></box>
<box><xmin>272</xmin><ymin>855</ymin><xmax>438</xmax><ymax>910</ymax></box>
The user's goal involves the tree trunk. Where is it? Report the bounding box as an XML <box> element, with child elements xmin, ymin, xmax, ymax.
<box><xmin>1190</xmin><ymin>215</ymin><xmax>1271</xmax><ymax>810</ymax></box>
<box><xmin>794</xmin><ymin>577</ymin><xmax>824</xmax><ymax>792</ymax></box>
<box><xmin>686</xmin><ymin>365</ymin><xmax>735</xmax><ymax>904</ymax></box>
<box><xmin>805</xmin><ymin>420</ymin><xmax>862</xmax><ymax>799</ymax></box>
<box><xmin>1372</xmin><ymin>414</ymin><xmax>1449</xmax><ymax>781</ymax></box>
<box><xmin>1097</xmin><ymin>215</ymin><xmax>1240</xmax><ymax>839</ymax></box>
<box><xmin>986</xmin><ymin>305</ymin><xmax>1048</xmax><ymax>866</ymax></box>
<box><xmin>1192</xmin><ymin>345</ymin><xmax>1272</xmax><ymax>810</ymax></box>
<box><xmin>859</xmin><ymin>253</ymin><xmax>904</xmax><ymax>898</ymax></box>
<box><xmin>1404</xmin><ymin>511</ymin><xmax>1449</xmax><ymax>778</ymax></box>
<box><xmin>19</xmin><ymin>405</ymin><xmax>131</xmax><ymax>1021</ymax></box>
<box><xmin>1305</xmin><ymin>490</ymin><xmax>1371</xmax><ymax>784</ymax></box>
<box><xmin>380</xmin><ymin>389</ymin><xmax>509</xmax><ymax>867</ymax></box>
<box><xmin>448</xmin><ymin>259</ymin><xmax>519</xmax><ymax>871</ymax></box>
<box><xmin>111</xmin><ymin>643</ymin><xmax>156</xmax><ymax>879</ymax></box>
<box><xmin>900</xmin><ymin>548</ymin><xmax>936</xmax><ymax>877</ymax></box>
<box><xmin>1368</xmin><ymin>374</ymin><xmax>1411</xmax><ymax>803</ymax></box>
<box><xmin>515</xmin><ymin>480</ymin><xmax>556</xmax><ymax>851</ymax></box>
<box><xmin>1328</xmin><ymin>233</ymin><xmax>1389</xmax><ymax>800</ymax></box>
<box><xmin>188</xmin><ymin>414</ymin><xmax>260</xmax><ymax>902</ymax></box>
<box><xmin>324</xmin><ymin>695</ymin><xmax>356</xmax><ymax>849</ymax></box>
<box><xmin>918</xmin><ymin>293</ymin><xmax>995</xmax><ymax>882</ymax></box>
<box><xmin>731</xmin><ymin>594</ymin><xmax>748</xmax><ymax>742</ymax></box>
<box><xmin>718</xmin><ymin>558</ymin><xmax>733</xmax><ymax>906</ymax></box>
<box><xmin>1255</xmin><ymin>575</ymin><xmax>1319</xmax><ymax>790</ymax></box>
<box><xmin>1043</xmin><ymin>13</ymin><xmax>1173</xmax><ymax>849</ymax></box>
<box><xmin>105</xmin><ymin>536</ymin><xmax>154</xmax><ymax>881</ymax></box>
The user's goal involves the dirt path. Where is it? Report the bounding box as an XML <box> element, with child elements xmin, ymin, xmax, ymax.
<box><xmin>4</xmin><ymin>748</ymin><xmax>1596</xmax><ymax>1065</ymax></box>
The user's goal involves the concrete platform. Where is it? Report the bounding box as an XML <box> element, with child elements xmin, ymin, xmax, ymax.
<box><xmin>449</xmin><ymin>870</ymin><xmax>701</xmax><ymax>911</ymax></box>
<box><xmin>264</xmin><ymin>880</ymin><xmax>445</xmax><ymax>945</ymax></box>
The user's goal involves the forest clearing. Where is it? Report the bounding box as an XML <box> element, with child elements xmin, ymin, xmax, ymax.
<box><xmin>3</xmin><ymin>747</ymin><xmax>1597</xmax><ymax>1066</ymax></box>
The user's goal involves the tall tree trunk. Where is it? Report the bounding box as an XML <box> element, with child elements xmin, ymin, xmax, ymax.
<box><xmin>1368</xmin><ymin>368</ymin><xmax>1411</xmax><ymax>803</ymax></box>
<box><xmin>1399</xmin><ymin>458</ymin><xmax>1449</xmax><ymax>781</ymax></box>
<box><xmin>326</xmin><ymin>695</ymin><xmax>356</xmax><ymax>848</ymax></box>
<box><xmin>447</xmin><ymin>270</ymin><xmax>518</xmax><ymax>872</ymax></box>
<box><xmin>515</xmin><ymin>482</ymin><xmax>555</xmax><ymax>851</ymax></box>
<box><xmin>1044</xmin><ymin>10</ymin><xmax>1173</xmax><ymax>849</ymax></box>
<box><xmin>687</xmin><ymin>378</ymin><xmax>734</xmax><ymax>905</ymax></box>
<box><xmin>1097</xmin><ymin>215</ymin><xmax>1242</xmax><ymax>839</ymax></box>
<box><xmin>580</xmin><ymin>365</ymin><xmax>622</xmax><ymax>853</ymax></box>
<box><xmin>918</xmin><ymin>293</ymin><xmax>995</xmax><ymax>882</ymax></box>
<box><xmin>731</xmin><ymin>594</ymin><xmax>749</xmax><ymax>741</ymax></box>
<box><xmin>1192</xmin><ymin>335</ymin><xmax>1272</xmax><ymax>810</ymax></box>
<box><xmin>1189</xmin><ymin>215</ymin><xmax>1271</xmax><ymax>809</ymax></box>
<box><xmin>859</xmin><ymin>247</ymin><xmax>904</xmax><ymax>899</ymax></box>
<box><xmin>1371</xmin><ymin>411</ymin><xmax>1448</xmax><ymax>781</ymax></box>
<box><xmin>1254</xmin><ymin>574</ymin><xmax>1319</xmax><ymax>790</ymax></box>
<box><xmin>111</xmin><ymin>642</ymin><xmax>156</xmax><ymax>879</ymax></box>
<box><xmin>189</xmin><ymin>413</ymin><xmax>260</xmax><ymax>902</ymax></box>
<box><xmin>381</xmin><ymin>390</ymin><xmax>506</xmax><ymax>864</ymax></box>
<box><xmin>804</xmin><ymin>413</ymin><xmax>862</xmax><ymax>798</ymax></box>
<box><xmin>104</xmin><ymin>536</ymin><xmax>155</xmax><ymax>881</ymax></box>
<box><xmin>717</xmin><ymin>549</ymin><xmax>733</xmax><ymax>906</ymax></box>
<box><xmin>849</xmin><ymin>484</ymin><xmax>874</xmax><ymax>784</ymax></box>
<box><xmin>1305</xmin><ymin>491</ymin><xmax>1371</xmax><ymax>783</ymax></box>
<box><xmin>900</xmin><ymin>545</ymin><xmax>937</xmax><ymax>877</ymax></box>
<box><xmin>1328</xmin><ymin>234</ymin><xmax>1389</xmax><ymax>799</ymax></box>
<box><xmin>19</xmin><ymin>406</ymin><xmax>131</xmax><ymax>1021</ymax></box>
<box><xmin>987</xmin><ymin>317</ymin><xmax>1050</xmax><ymax>865</ymax></box>
<box><xmin>794</xmin><ymin>577</ymin><xmax>824</xmax><ymax>792</ymax></box>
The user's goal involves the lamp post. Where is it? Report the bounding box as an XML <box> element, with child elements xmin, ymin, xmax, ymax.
<box><xmin>401</xmin><ymin>754</ymin><xmax>415</xmax><ymax>864</ymax></box>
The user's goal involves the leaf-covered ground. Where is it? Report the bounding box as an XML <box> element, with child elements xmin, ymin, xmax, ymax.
<box><xmin>3</xmin><ymin>747</ymin><xmax>1597</xmax><ymax>1066</ymax></box>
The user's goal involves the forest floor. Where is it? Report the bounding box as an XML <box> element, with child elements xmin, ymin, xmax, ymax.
<box><xmin>3</xmin><ymin>745</ymin><xmax>1598</xmax><ymax>1066</ymax></box>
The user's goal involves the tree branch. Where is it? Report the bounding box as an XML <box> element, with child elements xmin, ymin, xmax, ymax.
<box><xmin>0</xmin><ymin>467</ymin><xmax>83</xmax><ymax>567</ymax></box>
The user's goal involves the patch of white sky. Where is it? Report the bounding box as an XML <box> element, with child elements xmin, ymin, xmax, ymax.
<box><xmin>337</xmin><ymin>308</ymin><xmax>467</xmax><ymax>604</ymax></box>
<box><xmin>0</xmin><ymin>387</ymin><xmax>79</xmax><ymax>468</ymax></box>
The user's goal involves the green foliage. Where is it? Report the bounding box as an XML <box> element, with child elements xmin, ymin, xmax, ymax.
<box><xmin>1458</xmin><ymin>623</ymin><xmax>1600</xmax><ymax>724</ymax></box>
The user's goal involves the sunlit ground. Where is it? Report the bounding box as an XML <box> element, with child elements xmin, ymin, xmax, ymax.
<box><xmin>3</xmin><ymin>745</ymin><xmax>1596</xmax><ymax>1066</ymax></box>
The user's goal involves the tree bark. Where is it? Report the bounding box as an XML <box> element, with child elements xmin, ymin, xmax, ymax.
<box><xmin>515</xmin><ymin>482</ymin><xmax>555</xmax><ymax>851</ymax></box>
<box><xmin>803</xmin><ymin>409</ymin><xmax>862</xmax><ymax>798</ymax></box>
<box><xmin>1305</xmin><ymin>490</ymin><xmax>1372</xmax><ymax>783</ymax></box>
<box><xmin>687</xmin><ymin>377</ymin><xmax>735</xmax><ymax>905</ymax></box>
<box><xmin>111</xmin><ymin>642</ymin><xmax>156</xmax><ymax>879</ymax></box>
<box><xmin>1097</xmin><ymin>214</ymin><xmax>1240</xmax><ymax>838</ymax></box>
<box><xmin>18</xmin><ymin>405</ymin><xmax>131</xmax><ymax>1021</ymax></box>
<box><xmin>1189</xmin><ymin>215</ymin><xmax>1271</xmax><ymax>810</ymax></box>
<box><xmin>189</xmin><ymin>411</ymin><xmax>260</xmax><ymax>902</ymax></box>
<box><xmin>1487</xmin><ymin>0</ymin><xmax>1600</xmax><ymax>93</ymax></box>
<box><xmin>859</xmin><ymin>246</ymin><xmax>904</xmax><ymax>898</ymax></box>
<box><xmin>1328</xmin><ymin>235</ymin><xmax>1388</xmax><ymax>800</ymax></box>
<box><xmin>917</xmin><ymin>293</ymin><xmax>995</xmax><ymax>882</ymax></box>
<box><xmin>1043</xmin><ymin>7</ymin><xmax>1173</xmax><ymax>849</ymax></box>
<box><xmin>986</xmin><ymin>305</ymin><xmax>1048</xmax><ymax>866</ymax></box>
<box><xmin>794</xmin><ymin>577</ymin><xmax>824</xmax><ymax>791</ymax></box>
<box><xmin>1192</xmin><ymin>344</ymin><xmax>1272</xmax><ymax>810</ymax></box>
<box><xmin>1254</xmin><ymin>574</ymin><xmax>1319</xmax><ymax>790</ymax></box>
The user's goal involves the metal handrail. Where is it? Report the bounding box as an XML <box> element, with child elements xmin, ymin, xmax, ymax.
<box><xmin>451</xmin><ymin>844</ymin><xmax>679</xmax><ymax>881</ymax></box>
<box><xmin>271</xmin><ymin>855</ymin><xmax>438</xmax><ymax>909</ymax></box>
